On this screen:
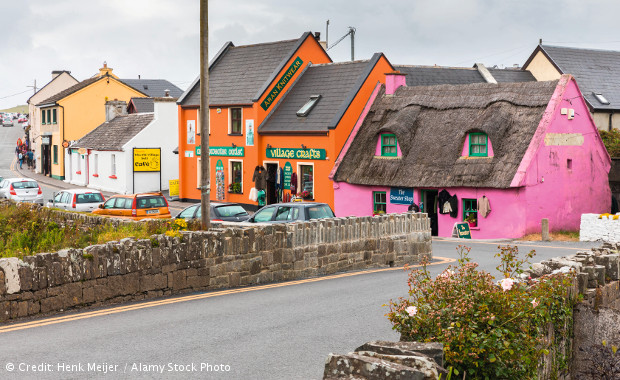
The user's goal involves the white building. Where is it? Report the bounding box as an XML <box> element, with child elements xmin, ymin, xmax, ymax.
<box><xmin>67</xmin><ymin>98</ymin><xmax>179</xmax><ymax>194</ymax></box>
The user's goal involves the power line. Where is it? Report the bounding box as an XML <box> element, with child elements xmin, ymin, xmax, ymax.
<box><xmin>0</xmin><ymin>89</ymin><xmax>32</xmax><ymax>100</ymax></box>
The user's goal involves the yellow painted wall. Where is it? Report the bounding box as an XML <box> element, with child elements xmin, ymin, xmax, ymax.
<box><xmin>51</xmin><ymin>78</ymin><xmax>144</xmax><ymax>178</ymax></box>
<box><xmin>592</xmin><ymin>111</ymin><xmax>620</xmax><ymax>131</ymax></box>
<box><xmin>524</xmin><ymin>51</ymin><xmax>562</xmax><ymax>81</ymax></box>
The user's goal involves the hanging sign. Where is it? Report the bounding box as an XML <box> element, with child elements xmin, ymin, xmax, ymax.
<box><xmin>266</xmin><ymin>147</ymin><xmax>326</xmax><ymax>160</ymax></box>
<box><xmin>390</xmin><ymin>188</ymin><xmax>414</xmax><ymax>205</ymax></box>
<box><xmin>260</xmin><ymin>56</ymin><xmax>303</xmax><ymax>111</ymax></box>
<box><xmin>133</xmin><ymin>148</ymin><xmax>161</xmax><ymax>172</ymax></box>
<box><xmin>216</xmin><ymin>159</ymin><xmax>224</xmax><ymax>172</ymax></box>
<box><xmin>283</xmin><ymin>162</ymin><xmax>292</xmax><ymax>189</ymax></box>
<box><xmin>453</xmin><ymin>223</ymin><xmax>472</xmax><ymax>239</ymax></box>
<box><xmin>195</xmin><ymin>146</ymin><xmax>244</xmax><ymax>157</ymax></box>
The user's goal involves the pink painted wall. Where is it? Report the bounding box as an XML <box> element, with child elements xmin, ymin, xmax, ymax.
<box><xmin>521</xmin><ymin>77</ymin><xmax>611</xmax><ymax>233</ymax></box>
<box><xmin>460</xmin><ymin>134</ymin><xmax>495</xmax><ymax>157</ymax></box>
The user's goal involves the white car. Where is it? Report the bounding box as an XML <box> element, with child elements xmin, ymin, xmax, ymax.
<box><xmin>0</xmin><ymin>178</ymin><xmax>44</xmax><ymax>205</ymax></box>
<box><xmin>46</xmin><ymin>189</ymin><xmax>105</xmax><ymax>212</ymax></box>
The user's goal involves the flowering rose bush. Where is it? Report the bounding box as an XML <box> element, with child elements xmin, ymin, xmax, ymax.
<box><xmin>386</xmin><ymin>245</ymin><xmax>576</xmax><ymax>379</ymax></box>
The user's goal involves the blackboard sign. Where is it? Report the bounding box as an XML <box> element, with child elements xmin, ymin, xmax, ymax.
<box><xmin>453</xmin><ymin>223</ymin><xmax>471</xmax><ymax>239</ymax></box>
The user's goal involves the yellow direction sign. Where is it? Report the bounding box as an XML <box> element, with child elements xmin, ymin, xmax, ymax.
<box><xmin>133</xmin><ymin>148</ymin><xmax>161</xmax><ymax>172</ymax></box>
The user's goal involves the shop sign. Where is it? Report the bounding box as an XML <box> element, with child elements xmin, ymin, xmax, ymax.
<box><xmin>216</xmin><ymin>159</ymin><xmax>224</xmax><ymax>172</ymax></box>
<box><xmin>169</xmin><ymin>179</ymin><xmax>179</xmax><ymax>197</ymax></box>
<box><xmin>41</xmin><ymin>136</ymin><xmax>51</xmax><ymax>145</ymax></box>
<box><xmin>454</xmin><ymin>223</ymin><xmax>472</xmax><ymax>239</ymax></box>
<box><xmin>78</xmin><ymin>148</ymin><xmax>87</xmax><ymax>155</ymax></box>
<box><xmin>196</xmin><ymin>146</ymin><xmax>245</xmax><ymax>157</ymax></box>
<box><xmin>283</xmin><ymin>162</ymin><xmax>292</xmax><ymax>189</ymax></box>
<box><xmin>266</xmin><ymin>147</ymin><xmax>326</xmax><ymax>160</ymax></box>
<box><xmin>260</xmin><ymin>57</ymin><xmax>303</xmax><ymax>111</ymax></box>
<box><xmin>389</xmin><ymin>187</ymin><xmax>413</xmax><ymax>205</ymax></box>
<box><xmin>133</xmin><ymin>148</ymin><xmax>161</xmax><ymax>172</ymax></box>
<box><xmin>245</xmin><ymin>120</ymin><xmax>255</xmax><ymax>146</ymax></box>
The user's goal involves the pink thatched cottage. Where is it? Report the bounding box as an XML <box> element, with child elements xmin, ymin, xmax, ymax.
<box><xmin>330</xmin><ymin>73</ymin><xmax>611</xmax><ymax>239</ymax></box>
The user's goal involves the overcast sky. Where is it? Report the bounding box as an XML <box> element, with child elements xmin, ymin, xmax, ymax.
<box><xmin>3</xmin><ymin>0</ymin><xmax>620</xmax><ymax>110</ymax></box>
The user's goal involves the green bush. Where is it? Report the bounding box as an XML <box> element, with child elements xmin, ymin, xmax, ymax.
<box><xmin>387</xmin><ymin>245</ymin><xmax>576</xmax><ymax>379</ymax></box>
<box><xmin>600</xmin><ymin>129</ymin><xmax>620</xmax><ymax>158</ymax></box>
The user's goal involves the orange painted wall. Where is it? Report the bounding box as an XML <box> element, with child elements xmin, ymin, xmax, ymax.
<box><xmin>178</xmin><ymin>34</ymin><xmax>331</xmax><ymax>201</ymax></box>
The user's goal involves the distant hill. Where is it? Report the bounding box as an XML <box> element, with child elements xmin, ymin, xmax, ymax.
<box><xmin>1</xmin><ymin>105</ymin><xmax>28</xmax><ymax>114</ymax></box>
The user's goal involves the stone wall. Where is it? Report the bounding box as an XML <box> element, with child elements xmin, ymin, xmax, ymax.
<box><xmin>579</xmin><ymin>213</ymin><xmax>620</xmax><ymax>244</ymax></box>
<box><xmin>0</xmin><ymin>212</ymin><xmax>431</xmax><ymax>322</ymax></box>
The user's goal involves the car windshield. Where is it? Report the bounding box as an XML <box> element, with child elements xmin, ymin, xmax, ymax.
<box><xmin>136</xmin><ymin>196</ymin><xmax>166</xmax><ymax>209</ymax></box>
<box><xmin>307</xmin><ymin>205</ymin><xmax>335</xmax><ymax>219</ymax></box>
<box><xmin>76</xmin><ymin>193</ymin><xmax>104</xmax><ymax>203</ymax></box>
<box><xmin>215</xmin><ymin>205</ymin><xmax>248</xmax><ymax>217</ymax></box>
<box><xmin>12</xmin><ymin>181</ymin><xmax>38</xmax><ymax>189</ymax></box>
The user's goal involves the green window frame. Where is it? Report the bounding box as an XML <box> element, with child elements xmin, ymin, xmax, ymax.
<box><xmin>469</xmin><ymin>133</ymin><xmax>488</xmax><ymax>157</ymax></box>
<box><xmin>41</xmin><ymin>109</ymin><xmax>46</xmax><ymax>124</ymax></box>
<box><xmin>52</xmin><ymin>109</ymin><xmax>57</xmax><ymax>124</ymax></box>
<box><xmin>373</xmin><ymin>191</ymin><xmax>387</xmax><ymax>213</ymax></box>
<box><xmin>463</xmin><ymin>198</ymin><xmax>477</xmax><ymax>221</ymax></box>
<box><xmin>381</xmin><ymin>134</ymin><xmax>397</xmax><ymax>157</ymax></box>
<box><xmin>53</xmin><ymin>145</ymin><xmax>58</xmax><ymax>165</ymax></box>
<box><xmin>47</xmin><ymin>110</ymin><xmax>52</xmax><ymax>126</ymax></box>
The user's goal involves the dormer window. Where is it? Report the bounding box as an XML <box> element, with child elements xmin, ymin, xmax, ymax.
<box><xmin>381</xmin><ymin>134</ymin><xmax>398</xmax><ymax>157</ymax></box>
<box><xmin>297</xmin><ymin>95</ymin><xmax>321</xmax><ymax>117</ymax></box>
<box><xmin>469</xmin><ymin>133</ymin><xmax>488</xmax><ymax>157</ymax></box>
<box><xmin>593</xmin><ymin>92</ymin><xmax>610</xmax><ymax>105</ymax></box>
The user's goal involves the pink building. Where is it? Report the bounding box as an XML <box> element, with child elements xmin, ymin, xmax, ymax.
<box><xmin>330</xmin><ymin>74</ymin><xmax>612</xmax><ymax>239</ymax></box>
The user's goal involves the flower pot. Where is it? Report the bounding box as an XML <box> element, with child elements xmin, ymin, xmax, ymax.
<box><xmin>468</xmin><ymin>221</ymin><xmax>477</xmax><ymax>228</ymax></box>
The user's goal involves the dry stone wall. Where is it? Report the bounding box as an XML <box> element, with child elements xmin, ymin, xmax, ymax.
<box><xmin>580</xmin><ymin>213</ymin><xmax>620</xmax><ymax>244</ymax></box>
<box><xmin>0</xmin><ymin>212</ymin><xmax>431</xmax><ymax>322</ymax></box>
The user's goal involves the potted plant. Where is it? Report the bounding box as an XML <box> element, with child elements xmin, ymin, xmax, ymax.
<box><xmin>299</xmin><ymin>190</ymin><xmax>312</xmax><ymax>199</ymax></box>
<box><xmin>465</xmin><ymin>213</ymin><xmax>477</xmax><ymax>227</ymax></box>
<box><xmin>228</xmin><ymin>183</ymin><xmax>242</xmax><ymax>194</ymax></box>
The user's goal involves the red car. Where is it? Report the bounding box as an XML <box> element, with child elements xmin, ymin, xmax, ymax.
<box><xmin>18</xmin><ymin>117</ymin><xmax>28</xmax><ymax>123</ymax></box>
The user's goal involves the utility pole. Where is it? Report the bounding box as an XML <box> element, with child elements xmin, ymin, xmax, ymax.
<box><xmin>199</xmin><ymin>0</ymin><xmax>211</xmax><ymax>230</ymax></box>
<box><xmin>27</xmin><ymin>79</ymin><xmax>37</xmax><ymax>95</ymax></box>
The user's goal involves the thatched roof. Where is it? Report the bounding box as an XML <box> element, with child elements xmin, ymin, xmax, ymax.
<box><xmin>333</xmin><ymin>79</ymin><xmax>560</xmax><ymax>189</ymax></box>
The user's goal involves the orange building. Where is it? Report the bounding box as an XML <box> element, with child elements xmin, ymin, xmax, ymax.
<box><xmin>176</xmin><ymin>32</ymin><xmax>393</xmax><ymax>212</ymax></box>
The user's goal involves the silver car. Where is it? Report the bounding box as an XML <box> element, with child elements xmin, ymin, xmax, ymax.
<box><xmin>46</xmin><ymin>189</ymin><xmax>105</xmax><ymax>212</ymax></box>
<box><xmin>0</xmin><ymin>178</ymin><xmax>44</xmax><ymax>205</ymax></box>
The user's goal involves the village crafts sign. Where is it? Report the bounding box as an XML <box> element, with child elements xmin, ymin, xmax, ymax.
<box><xmin>195</xmin><ymin>146</ymin><xmax>245</xmax><ymax>157</ymax></box>
<box><xmin>266</xmin><ymin>147</ymin><xmax>326</xmax><ymax>160</ymax></box>
<box><xmin>260</xmin><ymin>57</ymin><xmax>303</xmax><ymax>111</ymax></box>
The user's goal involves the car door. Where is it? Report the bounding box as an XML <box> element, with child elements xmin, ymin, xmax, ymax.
<box><xmin>51</xmin><ymin>191</ymin><xmax>65</xmax><ymax>209</ymax></box>
<box><xmin>252</xmin><ymin>206</ymin><xmax>276</xmax><ymax>222</ymax></box>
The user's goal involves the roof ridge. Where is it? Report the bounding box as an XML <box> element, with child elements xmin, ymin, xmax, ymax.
<box><xmin>542</xmin><ymin>44</ymin><xmax>620</xmax><ymax>54</ymax></box>
<box><xmin>232</xmin><ymin>38</ymin><xmax>299</xmax><ymax>49</ymax></box>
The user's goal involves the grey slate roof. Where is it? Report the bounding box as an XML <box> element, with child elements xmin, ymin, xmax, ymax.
<box><xmin>528</xmin><ymin>45</ymin><xmax>620</xmax><ymax>110</ymax></box>
<box><xmin>71</xmin><ymin>113</ymin><xmax>154</xmax><ymax>151</ymax></box>
<box><xmin>179</xmin><ymin>33</ymin><xmax>320</xmax><ymax>106</ymax></box>
<box><xmin>259</xmin><ymin>56</ymin><xmax>382</xmax><ymax>134</ymax></box>
<box><xmin>128</xmin><ymin>97</ymin><xmax>154</xmax><ymax>113</ymax></box>
<box><xmin>394</xmin><ymin>65</ymin><xmax>535</xmax><ymax>87</ymax></box>
<box><xmin>333</xmin><ymin>80</ymin><xmax>560</xmax><ymax>189</ymax></box>
<box><xmin>121</xmin><ymin>79</ymin><xmax>183</xmax><ymax>98</ymax></box>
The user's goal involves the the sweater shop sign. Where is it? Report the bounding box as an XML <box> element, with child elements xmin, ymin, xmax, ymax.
<box><xmin>260</xmin><ymin>57</ymin><xmax>303</xmax><ymax>111</ymax></box>
<box><xmin>266</xmin><ymin>147</ymin><xmax>326</xmax><ymax>160</ymax></box>
<box><xmin>389</xmin><ymin>187</ymin><xmax>413</xmax><ymax>205</ymax></box>
<box><xmin>195</xmin><ymin>146</ymin><xmax>244</xmax><ymax>157</ymax></box>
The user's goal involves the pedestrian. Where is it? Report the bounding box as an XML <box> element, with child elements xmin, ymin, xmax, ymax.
<box><xmin>27</xmin><ymin>150</ymin><xmax>34</xmax><ymax>169</ymax></box>
<box><xmin>18</xmin><ymin>151</ymin><xmax>23</xmax><ymax>169</ymax></box>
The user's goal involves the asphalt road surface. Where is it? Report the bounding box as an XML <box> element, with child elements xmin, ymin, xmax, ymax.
<box><xmin>0</xmin><ymin>239</ymin><xmax>600</xmax><ymax>380</ymax></box>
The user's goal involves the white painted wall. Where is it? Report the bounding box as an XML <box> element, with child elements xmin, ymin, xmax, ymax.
<box><xmin>65</xmin><ymin>149</ymin><xmax>88</xmax><ymax>187</ymax></box>
<box><xmin>86</xmin><ymin>150</ymin><xmax>128</xmax><ymax>194</ymax></box>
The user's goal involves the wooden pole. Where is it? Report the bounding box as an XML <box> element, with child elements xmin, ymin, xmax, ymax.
<box><xmin>199</xmin><ymin>0</ymin><xmax>211</xmax><ymax>230</ymax></box>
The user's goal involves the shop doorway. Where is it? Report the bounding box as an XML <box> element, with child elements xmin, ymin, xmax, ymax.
<box><xmin>421</xmin><ymin>189</ymin><xmax>438</xmax><ymax>236</ymax></box>
<box><xmin>265</xmin><ymin>163</ymin><xmax>278</xmax><ymax>205</ymax></box>
<box><xmin>41</xmin><ymin>144</ymin><xmax>51</xmax><ymax>176</ymax></box>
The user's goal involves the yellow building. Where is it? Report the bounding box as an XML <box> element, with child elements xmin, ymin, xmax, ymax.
<box><xmin>35</xmin><ymin>63</ymin><xmax>146</xmax><ymax>179</ymax></box>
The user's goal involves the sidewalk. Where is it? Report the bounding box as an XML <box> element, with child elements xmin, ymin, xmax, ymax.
<box><xmin>13</xmin><ymin>160</ymin><xmax>190</xmax><ymax>211</ymax></box>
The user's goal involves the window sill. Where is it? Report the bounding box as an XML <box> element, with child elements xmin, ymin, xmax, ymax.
<box><xmin>92</xmin><ymin>174</ymin><xmax>99</xmax><ymax>177</ymax></box>
<box><xmin>374</xmin><ymin>156</ymin><xmax>401</xmax><ymax>160</ymax></box>
<box><xmin>76</xmin><ymin>171</ymin><xmax>82</xmax><ymax>175</ymax></box>
<box><xmin>109</xmin><ymin>175</ymin><xmax>117</xmax><ymax>179</ymax></box>
<box><xmin>228</xmin><ymin>133</ymin><xmax>243</xmax><ymax>137</ymax></box>
<box><xmin>469</xmin><ymin>227</ymin><xmax>480</xmax><ymax>231</ymax></box>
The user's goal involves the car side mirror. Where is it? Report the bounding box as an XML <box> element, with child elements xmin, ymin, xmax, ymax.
<box><xmin>248</xmin><ymin>216</ymin><xmax>255</xmax><ymax>223</ymax></box>
<box><xmin>98</xmin><ymin>204</ymin><xmax>104</xmax><ymax>209</ymax></box>
<box><xmin>48</xmin><ymin>199</ymin><xmax>54</xmax><ymax>203</ymax></box>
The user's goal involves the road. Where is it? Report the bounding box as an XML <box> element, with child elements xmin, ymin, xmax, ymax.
<box><xmin>0</xmin><ymin>239</ymin><xmax>600</xmax><ymax>380</ymax></box>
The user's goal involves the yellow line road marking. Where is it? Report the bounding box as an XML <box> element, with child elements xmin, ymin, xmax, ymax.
<box><xmin>0</xmin><ymin>256</ymin><xmax>455</xmax><ymax>334</ymax></box>
<box><xmin>433</xmin><ymin>238</ymin><xmax>588</xmax><ymax>251</ymax></box>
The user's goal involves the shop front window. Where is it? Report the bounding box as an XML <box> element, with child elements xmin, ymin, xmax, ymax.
<box><xmin>229</xmin><ymin>160</ymin><xmax>243</xmax><ymax>193</ymax></box>
<box><xmin>373</xmin><ymin>191</ymin><xmax>387</xmax><ymax>214</ymax></box>
<box><xmin>299</xmin><ymin>165</ymin><xmax>313</xmax><ymax>199</ymax></box>
<box><xmin>463</xmin><ymin>198</ymin><xmax>478</xmax><ymax>226</ymax></box>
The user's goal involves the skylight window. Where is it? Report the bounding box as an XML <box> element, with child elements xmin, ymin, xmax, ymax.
<box><xmin>296</xmin><ymin>95</ymin><xmax>321</xmax><ymax>117</ymax></box>
<box><xmin>593</xmin><ymin>92</ymin><xmax>610</xmax><ymax>105</ymax></box>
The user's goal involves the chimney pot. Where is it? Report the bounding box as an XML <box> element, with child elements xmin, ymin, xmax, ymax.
<box><xmin>314</xmin><ymin>32</ymin><xmax>321</xmax><ymax>40</ymax></box>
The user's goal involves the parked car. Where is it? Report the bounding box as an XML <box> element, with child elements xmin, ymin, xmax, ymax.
<box><xmin>46</xmin><ymin>189</ymin><xmax>105</xmax><ymax>212</ymax></box>
<box><xmin>92</xmin><ymin>192</ymin><xmax>171</xmax><ymax>220</ymax></box>
<box><xmin>18</xmin><ymin>117</ymin><xmax>27</xmax><ymax>123</ymax></box>
<box><xmin>0</xmin><ymin>178</ymin><xmax>44</xmax><ymax>205</ymax></box>
<box><xmin>247</xmin><ymin>202</ymin><xmax>335</xmax><ymax>223</ymax></box>
<box><xmin>175</xmin><ymin>202</ymin><xmax>251</xmax><ymax>222</ymax></box>
<box><xmin>2</xmin><ymin>117</ymin><xmax>13</xmax><ymax>127</ymax></box>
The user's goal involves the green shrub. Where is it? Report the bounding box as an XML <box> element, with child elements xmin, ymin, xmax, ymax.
<box><xmin>387</xmin><ymin>245</ymin><xmax>576</xmax><ymax>379</ymax></box>
<box><xmin>600</xmin><ymin>129</ymin><xmax>620</xmax><ymax>158</ymax></box>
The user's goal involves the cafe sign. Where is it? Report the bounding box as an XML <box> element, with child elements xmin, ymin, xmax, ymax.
<box><xmin>195</xmin><ymin>146</ymin><xmax>245</xmax><ymax>157</ymax></box>
<box><xmin>133</xmin><ymin>148</ymin><xmax>161</xmax><ymax>172</ymax></box>
<box><xmin>266</xmin><ymin>147</ymin><xmax>326</xmax><ymax>160</ymax></box>
<box><xmin>260</xmin><ymin>57</ymin><xmax>303</xmax><ymax>111</ymax></box>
